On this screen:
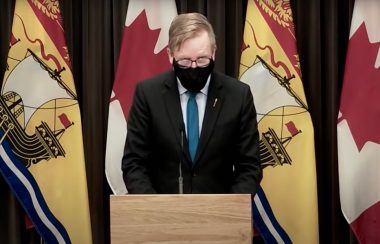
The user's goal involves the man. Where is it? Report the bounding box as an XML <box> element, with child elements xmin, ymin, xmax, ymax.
<box><xmin>122</xmin><ymin>12</ymin><xmax>262</xmax><ymax>194</ymax></box>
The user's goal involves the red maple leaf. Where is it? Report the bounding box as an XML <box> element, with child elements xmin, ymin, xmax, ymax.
<box><xmin>339</xmin><ymin>23</ymin><xmax>380</xmax><ymax>150</ymax></box>
<box><xmin>112</xmin><ymin>10</ymin><xmax>171</xmax><ymax>118</ymax></box>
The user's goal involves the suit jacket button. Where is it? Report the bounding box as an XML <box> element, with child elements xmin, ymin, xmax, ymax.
<box><xmin>193</xmin><ymin>173</ymin><xmax>197</xmax><ymax>177</ymax></box>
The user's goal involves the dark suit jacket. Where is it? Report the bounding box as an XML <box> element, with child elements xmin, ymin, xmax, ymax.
<box><xmin>122</xmin><ymin>70</ymin><xmax>262</xmax><ymax>194</ymax></box>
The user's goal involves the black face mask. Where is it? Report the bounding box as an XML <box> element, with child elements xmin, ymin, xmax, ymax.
<box><xmin>173</xmin><ymin>59</ymin><xmax>215</xmax><ymax>93</ymax></box>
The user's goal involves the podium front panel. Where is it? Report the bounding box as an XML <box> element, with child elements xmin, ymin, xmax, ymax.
<box><xmin>110</xmin><ymin>194</ymin><xmax>252</xmax><ymax>243</ymax></box>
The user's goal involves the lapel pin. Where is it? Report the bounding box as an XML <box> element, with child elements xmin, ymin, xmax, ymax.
<box><xmin>213</xmin><ymin>98</ymin><xmax>218</xmax><ymax>107</ymax></box>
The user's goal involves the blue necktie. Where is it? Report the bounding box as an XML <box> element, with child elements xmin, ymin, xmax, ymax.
<box><xmin>187</xmin><ymin>92</ymin><xmax>199</xmax><ymax>162</ymax></box>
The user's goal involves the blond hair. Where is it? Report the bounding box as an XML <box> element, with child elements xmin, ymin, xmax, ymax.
<box><xmin>168</xmin><ymin>13</ymin><xmax>217</xmax><ymax>53</ymax></box>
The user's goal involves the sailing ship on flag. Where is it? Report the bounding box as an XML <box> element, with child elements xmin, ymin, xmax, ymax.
<box><xmin>1</xmin><ymin>47</ymin><xmax>76</xmax><ymax>167</ymax></box>
<box><xmin>240</xmin><ymin>55</ymin><xmax>307</xmax><ymax>168</ymax></box>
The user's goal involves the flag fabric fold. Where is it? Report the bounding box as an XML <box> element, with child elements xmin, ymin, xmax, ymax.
<box><xmin>0</xmin><ymin>1</ymin><xmax>92</xmax><ymax>243</ymax></box>
<box><xmin>239</xmin><ymin>1</ymin><xmax>319</xmax><ymax>243</ymax></box>
<box><xmin>105</xmin><ymin>0</ymin><xmax>177</xmax><ymax>195</ymax></box>
<box><xmin>337</xmin><ymin>0</ymin><xmax>380</xmax><ymax>242</ymax></box>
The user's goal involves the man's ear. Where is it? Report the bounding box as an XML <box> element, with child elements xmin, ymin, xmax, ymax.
<box><xmin>167</xmin><ymin>48</ymin><xmax>173</xmax><ymax>64</ymax></box>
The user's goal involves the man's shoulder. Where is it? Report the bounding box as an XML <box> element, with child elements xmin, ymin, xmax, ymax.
<box><xmin>212</xmin><ymin>71</ymin><xmax>250</xmax><ymax>90</ymax></box>
<box><xmin>139</xmin><ymin>69</ymin><xmax>174</xmax><ymax>86</ymax></box>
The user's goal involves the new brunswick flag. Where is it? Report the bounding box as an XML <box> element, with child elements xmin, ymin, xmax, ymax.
<box><xmin>239</xmin><ymin>1</ymin><xmax>319</xmax><ymax>243</ymax></box>
<box><xmin>0</xmin><ymin>1</ymin><xmax>92</xmax><ymax>243</ymax></box>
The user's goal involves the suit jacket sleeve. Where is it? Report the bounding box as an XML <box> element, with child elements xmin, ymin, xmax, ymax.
<box><xmin>231</xmin><ymin>84</ymin><xmax>262</xmax><ymax>194</ymax></box>
<box><xmin>122</xmin><ymin>82</ymin><xmax>156</xmax><ymax>193</ymax></box>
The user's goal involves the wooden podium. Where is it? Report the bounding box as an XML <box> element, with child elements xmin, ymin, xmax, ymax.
<box><xmin>110</xmin><ymin>194</ymin><xmax>252</xmax><ymax>243</ymax></box>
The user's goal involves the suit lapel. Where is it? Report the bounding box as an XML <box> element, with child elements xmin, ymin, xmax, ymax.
<box><xmin>162</xmin><ymin>72</ymin><xmax>192</xmax><ymax>164</ymax></box>
<box><xmin>194</xmin><ymin>73</ymin><xmax>223</xmax><ymax>163</ymax></box>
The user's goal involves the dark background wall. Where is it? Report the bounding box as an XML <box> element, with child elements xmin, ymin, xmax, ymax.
<box><xmin>0</xmin><ymin>0</ymin><xmax>356</xmax><ymax>243</ymax></box>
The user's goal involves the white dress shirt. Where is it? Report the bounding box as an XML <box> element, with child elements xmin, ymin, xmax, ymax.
<box><xmin>177</xmin><ymin>76</ymin><xmax>210</xmax><ymax>137</ymax></box>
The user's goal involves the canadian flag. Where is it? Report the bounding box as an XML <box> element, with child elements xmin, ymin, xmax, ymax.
<box><xmin>337</xmin><ymin>0</ymin><xmax>380</xmax><ymax>243</ymax></box>
<box><xmin>105</xmin><ymin>0</ymin><xmax>177</xmax><ymax>194</ymax></box>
